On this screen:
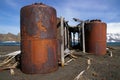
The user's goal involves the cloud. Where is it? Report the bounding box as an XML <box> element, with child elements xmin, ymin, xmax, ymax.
<box><xmin>5</xmin><ymin>0</ymin><xmax>19</xmax><ymax>8</ymax></box>
<box><xmin>55</xmin><ymin>0</ymin><xmax>109</xmax><ymax>25</ymax></box>
<box><xmin>107</xmin><ymin>23</ymin><xmax>120</xmax><ymax>33</ymax></box>
<box><xmin>55</xmin><ymin>0</ymin><xmax>120</xmax><ymax>24</ymax></box>
<box><xmin>55</xmin><ymin>0</ymin><xmax>120</xmax><ymax>33</ymax></box>
<box><xmin>64</xmin><ymin>0</ymin><xmax>108</xmax><ymax>11</ymax></box>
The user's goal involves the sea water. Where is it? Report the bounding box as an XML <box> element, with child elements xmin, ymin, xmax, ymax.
<box><xmin>107</xmin><ymin>42</ymin><xmax>120</xmax><ymax>46</ymax></box>
<box><xmin>0</xmin><ymin>41</ymin><xmax>20</xmax><ymax>46</ymax></box>
<box><xmin>0</xmin><ymin>41</ymin><xmax>120</xmax><ymax>46</ymax></box>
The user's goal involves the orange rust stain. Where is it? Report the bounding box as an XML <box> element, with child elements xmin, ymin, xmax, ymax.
<box><xmin>30</xmin><ymin>39</ymin><xmax>56</xmax><ymax>66</ymax></box>
<box><xmin>31</xmin><ymin>40</ymin><xmax>48</xmax><ymax>65</ymax></box>
<box><xmin>37</xmin><ymin>21</ymin><xmax>47</xmax><ymax>32</ymax></box>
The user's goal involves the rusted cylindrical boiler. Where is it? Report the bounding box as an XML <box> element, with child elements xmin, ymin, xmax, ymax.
<box><xmin>85</xmin><ymin>20</ymin><xmax>107</xmax><ymax>55</ymax></box>
<box><xmin>20</xmin><ymin>3</ymin><xmax>58</xmax><ymax>74</ymax></box>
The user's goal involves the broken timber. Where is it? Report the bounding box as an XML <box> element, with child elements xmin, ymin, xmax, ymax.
<box><xmin>0</xmin><ymin>50</ymin><xmax>21</xmax><ymax>73</ymax></box>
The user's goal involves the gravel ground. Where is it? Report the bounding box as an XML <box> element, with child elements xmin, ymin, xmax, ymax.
<box><xmin>0</xmin><ymin>45</ymin><xmax>120</xmax><ymax>80</ymax></box>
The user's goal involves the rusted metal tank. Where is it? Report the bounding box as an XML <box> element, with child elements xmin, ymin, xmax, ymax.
<box><xmin>20</xmin><ymin>3</ymin><xmax>58</xmax><ymax>74</ymax></box>
<box><xmin>85</xmin><ymin>20</ymin><xmax>107</xmax><ymax>55</ymax></box>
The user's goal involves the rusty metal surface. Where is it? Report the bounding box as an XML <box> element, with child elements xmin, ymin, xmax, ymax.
<box><xmin>20</xmin><ymin>3</ymin><xmax>58</xmax><ymax>74</ymax></box>
<box><xmin>85</xmin><ymin>20</ymin><xmax>107</xmax><ymax>55</ymax></box>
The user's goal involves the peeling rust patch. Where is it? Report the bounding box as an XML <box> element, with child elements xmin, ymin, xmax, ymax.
<box><xmin>37</xmin><ymin>21</ymin><xmax>47</xmax><ymax>32</ymax></box>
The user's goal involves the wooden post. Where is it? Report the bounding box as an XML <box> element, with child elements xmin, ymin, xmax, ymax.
<box><xmin>64</xmin><ymin>26</ymin><xmax>67</xmax><ymax>49</ymax></box>
<box><xmin>82</xmin><ymin>22</ymin><xmax>85</xmax><ymax>53</ymax></box>
<box><xmin>67</xmin><ymin>26</ymin><xmax>69</xmax><ymax>48</ymax></box>
<box><xmin>79</xmin><ymin>25</ymin><xmax>82</xmax><ymax>50</ymax></box>
<box><xmin>73</xmin><ymin>32</ymin><xmax>75</xmax><ymax>46</ymax></box>
<box><xmin>69</xmin><ymin>31</ymin><xmax>72</xmax><ymax>49</ymax></box>
<box><xmin>78</xmin><ymin>26</ymin><xmax>80</xmax><ymax>44</ymax></box>
<box><xmin>60</xmin><ymin>17</ymin><xmax>64</xmax><ymax>67</ymax></box>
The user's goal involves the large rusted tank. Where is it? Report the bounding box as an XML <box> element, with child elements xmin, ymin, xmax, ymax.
<box><xmin>20</xmin><ymin>3</ymin><xmax>58</xmax><ymax>74</ymax></box>
<box><xmin>85</xmin><ymin>20</ymin><xmax>107</xmax><ymax>55</ymax></box>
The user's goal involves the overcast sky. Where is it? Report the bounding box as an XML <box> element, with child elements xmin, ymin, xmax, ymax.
<box><xmin>0</xmin><ymin>0</ymin><xmax>120</xmax><ymax>34</ymax></box>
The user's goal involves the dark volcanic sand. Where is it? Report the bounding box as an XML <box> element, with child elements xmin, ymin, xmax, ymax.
<box><xmin>0</xmin><ymin>46</ymin><xmax>120</xmax><ymax>80</ymax></box>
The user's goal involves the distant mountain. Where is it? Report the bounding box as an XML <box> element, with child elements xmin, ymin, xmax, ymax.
<box><xmin>0</xmin><ymin>33</ymin><xmax>20</xmax><ymax>42</ymax></box>
<box><xmin>107</xmin><ymin>33</ymin><xmax>120</xmax><ymax>42</ymax></box>
<box><xmin>0</xmin><ymin>32</ymin><xmax>120</xmax><ymax>43</ymax></box>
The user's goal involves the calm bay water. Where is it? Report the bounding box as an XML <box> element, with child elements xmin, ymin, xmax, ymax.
<box><xmin>0</xmin><ymin>41</ymin><xmax>120</xmax><ymax>46</ymax></box>
<box><xmin>0</xmin><ymin>42</ymin><xmax>20</xmax><ymax>46</ymax></box>
<box><xmin>107</xmin><ymin>42</ymin><xmax>120</xmax><ymax>46</ymax></box>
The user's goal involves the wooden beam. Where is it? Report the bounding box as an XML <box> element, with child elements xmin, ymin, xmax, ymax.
<box><xmin>82</xmin><ymin>22</ymin><xmax>85</xmax><ymax>53</ymax></box>
<box><xmin>60</xmin><ymin>16</ymin><xmax>64</xmax><ymax>67</ymax></box>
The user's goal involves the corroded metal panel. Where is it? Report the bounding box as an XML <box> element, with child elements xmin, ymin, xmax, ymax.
<box><xmin>20</xmin><ymin>3</ymin><xmax>58</xmax><ymax>74</ymax></box>
<box><xmin>85</xmin><ymin>20</ymin><xmax>107</xmax><ymax>55</ymax></box>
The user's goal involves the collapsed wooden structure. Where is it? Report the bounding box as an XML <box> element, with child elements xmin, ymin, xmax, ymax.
<box><xmin>57</xmin><ymin>17</ymin><xmax>109</xmax><ymax>66</ymax></box>
<box><xmin>57</xmin><ymin>17</ymin><xmax>89</xmax><ymax>66</ymax></box>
